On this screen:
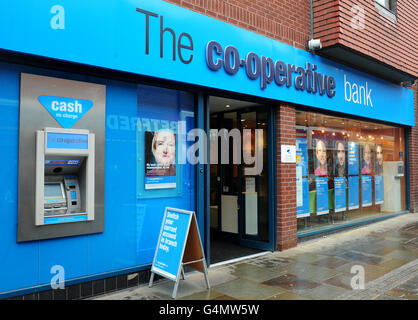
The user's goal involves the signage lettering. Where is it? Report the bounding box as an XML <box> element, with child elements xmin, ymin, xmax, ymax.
<box><xmin>344</xmin><ymin>74</ymin><xmax>373</xmax><ymax>107</ymax></box>
<box><xmin>51</xmin><ymin>100</ymin><xmax>83</xmax><ymax>113</ymax></box>
<box><xmin>0</xmin><ymin>1</ymin><xmax>413</xmax><ymax>125</ymax></box>
<box><xmin>38</xmin><ymin>95</ymin><xmax>93</xmax><ymax>129</ymax></box>
<box><xmin>136</xmin><ymin>7</ymin><xmax>194</xmax><ymax>64</ymax></box>
<box><xmin>206</xmin><ymin>40</ymin><xmax>336</xmax><ymax>97</ymax></box>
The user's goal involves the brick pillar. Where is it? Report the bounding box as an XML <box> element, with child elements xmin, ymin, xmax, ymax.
<box><xmin>276</xmin><ymin>103</ymin><xmax>297</xmax><ymax>251</ymax></box>
<box><xmin>408</xmin><ymin>81</ymin><xmax>418</xmax><ymax>213</ymax></box>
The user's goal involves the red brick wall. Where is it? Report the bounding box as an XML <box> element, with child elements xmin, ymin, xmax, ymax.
<box><xmin>408</xmin><ymin>82</ymin><xmax>418</xmax><ymax>212</ymax></box>
<box><xmin>164</xmin><ymin>0</ymin><xmax>311</xmax><ymax>49</ymax></box>
<box><xmin>276</xmin><ymin>104</ymin><xmax>298</xmax><ymax>250</ymax></box>
<box><xmin>313</xmin><ymin>0</ymin><xmax>418</xmax><ymax>77</ymax></box>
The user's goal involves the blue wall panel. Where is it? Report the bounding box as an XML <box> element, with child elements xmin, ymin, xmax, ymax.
<box><xmin>0</xmin><ymin>65</ymin><xmax>39</xmax><ymax>292</ymax></box>
<box><xmin>89</xmin><ymin>80</ymin><xmax>140</xmax><ymax>274</ymax></box>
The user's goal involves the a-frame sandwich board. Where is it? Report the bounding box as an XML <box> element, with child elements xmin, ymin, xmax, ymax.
<box><xmin>149</xmin><ymin>207</ymin><xmax>210</xmax><ymax>299</ymax></box>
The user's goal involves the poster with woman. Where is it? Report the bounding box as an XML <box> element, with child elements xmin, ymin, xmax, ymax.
<box><xmin>361</xmin><ymin>143</ymin><xmax>374</xmax><ymax>175</ymax></box>
<box><xmin>145</xmin><ymin>130</ymin><xmax>177</xmax><ymax>189</ymax></box>
<box><xmin>314</xmin><ymin>138</ymin><xmax>328</xmax><ymax>176</ymax></box>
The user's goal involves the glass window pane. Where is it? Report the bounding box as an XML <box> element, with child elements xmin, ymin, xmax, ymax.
<box><xmin>296</xmin><ymin>110</ymin><xmax>406</xmax><ymax>234</ymax></box>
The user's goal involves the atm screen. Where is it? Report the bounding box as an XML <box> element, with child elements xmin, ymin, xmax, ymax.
<box><xmin>45</xmin><ymin>183</ymin><xmax>65</xmax><ymax>200</ymax></box>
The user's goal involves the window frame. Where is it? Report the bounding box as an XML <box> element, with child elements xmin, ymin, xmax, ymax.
<box><xmin>375</xmin><ymin>0</ymin><xmax>397</xmax><ymax>19</ymax></box>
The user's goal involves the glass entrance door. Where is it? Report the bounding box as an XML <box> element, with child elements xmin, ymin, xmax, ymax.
<box><xmin>209</xmin><ymin>103</ymin><xmax>274</xmax><ymax>253</ymax></box>
<box><xmin>239</xmin><ymin>111</ymin><xmax>270</xmax><ymax>245</ymax></box>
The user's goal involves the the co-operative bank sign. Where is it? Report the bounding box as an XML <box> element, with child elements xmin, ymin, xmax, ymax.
<box><xmin>0</xmin><ymin>0</ymin><xmax>414</xmax><ymax>126</ymax></box>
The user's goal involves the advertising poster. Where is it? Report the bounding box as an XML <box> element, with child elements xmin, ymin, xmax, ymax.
<box><xmin>315</xmin><ymin>177</ymin><xmax>329</xmax><ymax>215</ymax></box>
<box><xmin>334</xmin><ymin>140</ymin><xmax>347</xmax><ymax>177</ymax></box>
<box><xmin>296</xmin><ymin>132</ymin><xmax>310</xmax><ymax>218</ymax></box>
<box><xmin>314</xmin><ymin>138</ymin><xmax>328</xmax><ymax>176</ymax></box>
<box><xmin>375</xmin><ymin>174</ymin><xmax>384</xmax><ymax>205</ymax></box>
<box><xmin>348</xmin><ymin>176</ymin><xmax>359</xmax><ymax>210</ymax></box>
<box><xmin>375</xmin><ymin>144</ymin><xmax>384</xmax><ymax>174</ymax></box>
<box><xmin>296</xmin><ymin>166</ymin><xmax>303</xmax><ymax>207</ymax></box>
<box><xmin>152</xmin><ymin>208</ymin><xmax>191</xmax><ymax>280</ymax></box>
<box><xmin>360</xmin><ymin>143</ymin><xmax>374</xmax><ymax>175</ymax></box>
<box><xmin>297</xmin><ymin>177</ymin><xmax>310</xmax><ymax>218</ymax></box>
<box><xmin>348</xmin><ymin>142</ymin><xmax>359</xmax><ymax>175</ymax></box>
<box><xmin>296</xmin><ymin>134</ymin><xmax>309</xmax><ymax>177</ymax></box>
<box><xmin>145</xmin><ymin>130</ymin><xmax>177</xmax><ymax>189</ymax></box>
<box><xmin>245</xmin><ymin>177</ymin><xmax>256</xmax><ymax>193</ymax></box>
<box><xmin>334</xmin><ymin>177</ymin><xmax>347</xmax><ymax>212</ymax></box>
<box><xmin>361</xmin><ymin>175</ymin><xmax>372</xmax><ymax>207</ymax></box>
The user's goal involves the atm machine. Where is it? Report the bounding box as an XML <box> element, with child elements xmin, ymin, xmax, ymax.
<box><xmin>35</xmin><ymin>127</ymin><xmax>95</xmax><ymax>225</ymax></box>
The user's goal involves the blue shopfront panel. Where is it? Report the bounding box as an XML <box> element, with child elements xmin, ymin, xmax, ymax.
<box><xmin>0</xmin><ymin>62</ymin><xmax>195</xmax><ymax>295</ymax></box>
<box><xmin>0</xmin><ymin>65</ymin><xmax>38</xmax><ymax>292</ymax></box>
<box><xmin>134</xmin><ymin>85</ymin><xmax>196</xmax><ymax>264</ymax></box>
<box><xmin>0</xmin><ymin>0</ymin><xmax>414</xmax><ymax>126</ymax></box>
<box><xmin>38</xmin><ymin>236</ymin><xmax>89</xmax><ymax>285</ymax></box>
<box><xmin>89</xmin><ymin>81</ymin><xmax>140</xmax><ymax>274</ymax></box>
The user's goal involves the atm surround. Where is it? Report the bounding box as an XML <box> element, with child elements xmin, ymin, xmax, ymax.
<box><xmin>17</xmin><ymin>73</ymin><xmax>105</xmax><ymax>242</ymax></box>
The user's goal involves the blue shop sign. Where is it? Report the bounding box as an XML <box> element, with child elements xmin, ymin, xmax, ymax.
<box><xmin>38</xmin><ymin>95</ymin><xmax>93</xmax><ymax>129</ymax></box>
<box><xmin>0</xmin><ymin>0</ymin><xmax>414</xmax><ymax>126</ymax></box>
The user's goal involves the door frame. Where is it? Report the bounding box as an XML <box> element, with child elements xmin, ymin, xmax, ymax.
<box><xmin>236</xmin><ymin>106</ymin><xmax>276</xmax><ymax>251</ymax></box>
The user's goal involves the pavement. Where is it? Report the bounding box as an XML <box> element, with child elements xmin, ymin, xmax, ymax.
<box><xmin>93</xmin><ymin>213</ymin><xmax>418</xmax><ymax>300</ymax></box>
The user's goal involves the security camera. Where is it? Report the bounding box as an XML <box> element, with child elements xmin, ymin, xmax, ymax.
<box><xmin>400</xmin><ymin>80</ymin><xmax>414</xmax><ymax>87</ymax></box>
<box><xmin>308</xmin><ymin>39</ymin><xmax>322</xmax><ymax>51</ymax></box>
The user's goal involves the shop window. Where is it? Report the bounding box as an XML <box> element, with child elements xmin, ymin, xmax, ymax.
<box><xmin>375</xmin><ymin>0</ymin><xmax>397</xmax><ymax>15</ymax></box>
<box><xmin>296</xmin><ymin>111</ymin><xmax>406</xmax><ymax>235</ymax></box>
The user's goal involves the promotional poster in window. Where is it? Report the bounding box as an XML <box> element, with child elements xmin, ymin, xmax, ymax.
<box><xmin>145</xmin><ymin>130</ymin><xmax>177</xmax><ymax>189</ymax></box>
<box><xmin>308</xmin><ymin>130</ymin><xmax>385</xmax><ymax>215</ymax></box>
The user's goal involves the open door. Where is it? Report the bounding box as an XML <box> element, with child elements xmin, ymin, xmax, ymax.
<box><xmin>209</xmin><ymin>98</ymin><xmax>275</xmax><ymax>263</ymax></box>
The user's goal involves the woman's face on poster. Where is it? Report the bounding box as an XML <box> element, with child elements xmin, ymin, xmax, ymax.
<box><xmin>337</xmin><ymin>142</ymin><xmax>345</xmax><ymax>166</ymax></box>
<box><xmin>316</xmin><ymin>140</ymin><xmax>326</xmax><ymax>166</ymax></box>
<box><xmin>153</xmin><ymin>131</ymin><xmax>176</xmax><ymax>165</ymax></box>
<box><xmin>376</xmin><ymin>145</ymin><xmax>383</xmax><ymax>165</ymax></box>
<box><xmin>363</xmin><ymin>144</ymin><xmax>371</xmax><ymax>165</ymax></box>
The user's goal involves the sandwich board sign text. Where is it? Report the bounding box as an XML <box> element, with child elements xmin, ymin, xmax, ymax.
<box><xmin>149</xmin><ymin>207</ymin><xmax>210</xmax><ymax>298</ymax></box>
